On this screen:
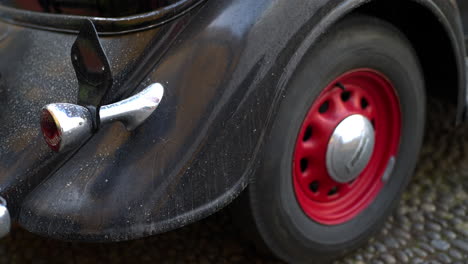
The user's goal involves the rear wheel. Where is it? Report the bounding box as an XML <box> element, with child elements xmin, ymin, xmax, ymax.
<box><xmin>240</xmin><ymin>15</ymin><xmax>425</xmax><ymax>263</ymax></box>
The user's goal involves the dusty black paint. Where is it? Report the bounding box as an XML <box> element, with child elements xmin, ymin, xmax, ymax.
<box><xmin>0</xmin><ymin>9</ymin><xmax>192</xmax><ymax>219</ymax></box>
<box><xmin>0</xmin><ymin>0</ymin><xmax>463</xmax><ymax>241</ymax></box>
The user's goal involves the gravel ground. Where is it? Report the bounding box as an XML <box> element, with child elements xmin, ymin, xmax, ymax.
<box><xmin>0</xmin><ymin>99</ymin><xmax>467</xmax><ymax>264</ymax></box>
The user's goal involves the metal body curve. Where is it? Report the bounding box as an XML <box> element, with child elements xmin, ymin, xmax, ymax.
<box><xmin>0</xmin><ymin>0</ymin><xmax>459</xmax><ymax>241</ymax></box>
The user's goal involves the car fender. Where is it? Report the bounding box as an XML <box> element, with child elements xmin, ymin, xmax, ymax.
<box><xmin>16</xmin><ymin>0</ymin><xmax>466</xmax><ymax>241</ymax></box>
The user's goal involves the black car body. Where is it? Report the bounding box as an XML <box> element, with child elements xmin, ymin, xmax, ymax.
<box><xmin>0</xmin><ymin>0</ymin><xmax>467</xmax><ymax>261</ymax></box>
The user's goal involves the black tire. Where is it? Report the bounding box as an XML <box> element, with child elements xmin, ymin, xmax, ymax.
<box><xmin>238</xmin><ymin>15</ymin><xmax>425</xmax><ymax>263</ymax></box>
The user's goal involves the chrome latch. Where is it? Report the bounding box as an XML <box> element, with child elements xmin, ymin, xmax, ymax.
<box><xmin>39</xmin><ymin>20</ymin><xmax>165</xmax><ymax>152</ymax></box>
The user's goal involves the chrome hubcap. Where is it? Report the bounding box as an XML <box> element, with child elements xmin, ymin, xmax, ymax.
<box><xmin>326</xmin><ymin>114</ymin><xmax>375</xmax><ymax>183</ymax></box>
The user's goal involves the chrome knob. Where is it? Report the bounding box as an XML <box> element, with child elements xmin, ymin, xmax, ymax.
<box><xmin>326</xmin><ymin>114</ymin><xmax>375</xmax><ymax>183</ymax></box>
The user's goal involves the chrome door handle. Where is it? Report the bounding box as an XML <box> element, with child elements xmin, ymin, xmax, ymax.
<box><xmin>40</xmin><ymin>83</ymin><xmax>164</xmax><ymax>152</ymax></box>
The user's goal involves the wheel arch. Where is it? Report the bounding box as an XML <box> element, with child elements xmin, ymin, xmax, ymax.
<box><xmin>351</xmin><ymin>0</ymin><xmax>466</xmax><ymax>123</ymax></box>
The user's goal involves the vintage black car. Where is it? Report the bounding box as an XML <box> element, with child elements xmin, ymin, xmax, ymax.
<box><xmin>0</xmin><ymin>0</ymin><xmax>467</xmax><ymax>263</ymax></box>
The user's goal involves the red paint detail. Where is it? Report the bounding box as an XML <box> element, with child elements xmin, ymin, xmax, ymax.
<box><xmin>40</xmin><ymin>109</ymin><xmax>61</xmax><ymax>152</ymax></box>
<box><xmin>292</xmin><ymin>69</ymin><xmax>401</xmax><ymax>225</ymax></box>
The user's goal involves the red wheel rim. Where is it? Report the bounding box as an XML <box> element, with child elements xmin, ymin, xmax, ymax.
<box><xmin>292</xmin><ymin>69</ymin><xmax>401</xmax><ymax>225</ymax></box>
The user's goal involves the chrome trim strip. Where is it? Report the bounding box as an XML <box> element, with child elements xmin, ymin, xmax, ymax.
<box><xmin>0</xmin><ymin>0</ymin><xmax>205</xmax><ymax>35</ymax></box>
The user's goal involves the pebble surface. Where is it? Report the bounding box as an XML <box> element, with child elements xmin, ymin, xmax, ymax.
<box><xmin>0</xmin><ymin>99</ymin><xmax>466</xmax><ymax>264</ymax></box>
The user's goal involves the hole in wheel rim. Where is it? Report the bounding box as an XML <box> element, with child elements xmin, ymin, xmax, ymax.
<box><xmin>303</xmin><ymin>126</ymin><xmax>312</xmax><ymax>141</ymax></box>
